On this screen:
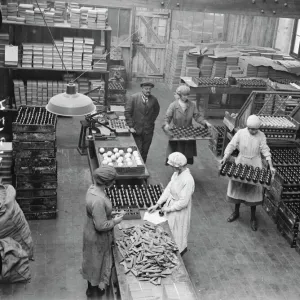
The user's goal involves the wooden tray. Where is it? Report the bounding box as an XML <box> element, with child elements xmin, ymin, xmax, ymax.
<box><xmin>98</xmin><ymin>146</ymin><xmax>145</xmax><ymax>174</ymax></box>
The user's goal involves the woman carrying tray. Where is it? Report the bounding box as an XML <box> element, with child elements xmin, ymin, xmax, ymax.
<box><xmin>220</xmin><ymin>114</ymin><xmax>276</xmax><ymax>231</ymax></box>
<box><xmin>163</xmin><ymin>85</ymin><xmax>211</xmax><ymax>165</ymax></box>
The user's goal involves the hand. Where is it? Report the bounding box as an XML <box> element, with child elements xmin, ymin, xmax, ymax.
<box><xmin>113</xmin><ymin>215</ymin><xmax>123</xmax><ymax>225</ymax></box>
<box><xmin>148</xmin><ymin>204</ymin><xmax>158</xmax><ymax>213</ymax></box>
<box><xmin>205</xmin><ymin>122</ymin><xmax>212</xmax><ymax>128</ymax></box>
<box><xmin>270</xmin><ymin>167</ymin><xmax>276</xmax><ymax>175</ymax></box>
<box><xmin>129</xmin><ymin>128</ymin><xmax>136</xmax><ymax>133</ymax></box>
<box><xmin>164</xmin><ymin>124</ymin><xmax>170</xmax><ymax>131</ymax></box>
<box><xmin>161</xmin><ymin>206</ymin><xmax>171</xmax><ymax>213</ymax></box>
<box><xmin>220</xmin><ymin>157</ymin><xmax>228</xmax><ymax>165</ymax></box>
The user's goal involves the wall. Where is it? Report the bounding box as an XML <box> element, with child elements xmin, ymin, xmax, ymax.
<box><xmin>274</xmin><ymin>18</ymin><xmax>294</xmax><ymax>54</ymax></box>
<box><xmin>223</xmin><ymin>14</ymin><xmax>278</xmax><ymax>47</ymax></box>
<box><xmin>170</xmin><ymin>11</ymin><xmax>224</xmax><ymax>43</ymax></box>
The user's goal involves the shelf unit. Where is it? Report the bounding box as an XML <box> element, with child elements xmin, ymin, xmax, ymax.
<box><xmin>1</xmin><ymin>20</ymin><xmax>112</xmax><ymax>108</ymax></box>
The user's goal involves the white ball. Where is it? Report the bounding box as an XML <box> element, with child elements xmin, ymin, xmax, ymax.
<box><xmin>117</xmin><ymin>162</ymin><xmax>123</xmax><ymax>167</ymax></box>
<box><xmin>127</xmin><ymin>148</ymin><xmax>133</xmax><ymax>153</ymax></box>
<box><xmin>108</xmin><ymin>162</ymin><xmax>114</xmax><ymax>166</ymax></box>
<box><xmin>111</xmin><ymin>155</ymin><xmax>116</xmax><ymax>161</ymax></box>
<box><xmin>102</xmin><ymin>160</ymin><xmax>108</xmax><ymax>165</ymax></box>
<box><xmin>136</xmin><ymin>161</ymin><xmax>143</xmax><ymax>165</ymax></box>
<box><xmin>103</xmin><ymin>153</ymin><xmax>108</xmax><ymax>157</ymax></box>
<box><xmin>99</xmin><ymin>147</ymin><xmax>105</xmax><ymax>153</ymax></box>
<box><xmin>125</xmin><ymin>153</ymin><xmax>131</xmax><ymax>158</ymax></box>
<box><xmin>113</xmin><ymin>148</ymin><xmax>119</xmax><ymax>153</ymax></box>
<box><xmin>115</xmin><ymin>153</ymin><xmax>120</xmax><ymax>158</ymax></box>
<box><xmin>119</xmin><ymin>150</ymin><xmax>124</xmax><ymax>155</ymax></box>
<box><xmin>107</xmin><ymin>151</ymin><xmax>113</xmax><ymax>157</ymax></box>
<box><xmin>133</xmin><ymin>151</ymin><xmax>139</xmax><ymax>156</ymax></box>
<box><xmin>126</xmin><ymin>157</ymin><xmax>132</xmax><ymax>162</ymax></box>
<box><xmin>117</xmin><ymin>157</ymin><xmax>123</xmax><ymax>163</ymax></box>
<box><xmin>106</xmin><ymin>157</ymin><xmax>112</xmax><ymax>163</ymax></box>
<box><xmin>127</xmin><ymin>161</ymin><xmax>133</xmax><ymax>167</ymax></box>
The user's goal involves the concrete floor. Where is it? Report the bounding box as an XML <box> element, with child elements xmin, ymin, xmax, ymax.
<box><xmin>1</xmin><ymin>82</ymin><xmax>300</xmax><ymax>300</ymax></box>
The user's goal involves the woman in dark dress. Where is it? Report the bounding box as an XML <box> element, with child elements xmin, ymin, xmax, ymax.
<box><xmin>163</xmin><ymin>85</ymin><xmax>211</xmax><ymax>165</ymax></box>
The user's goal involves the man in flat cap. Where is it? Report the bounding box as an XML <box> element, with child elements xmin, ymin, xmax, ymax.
<box><xmin>125</xmin><ymin>81</ymin><xmax>160</xmax><ymax>162</ymax></box>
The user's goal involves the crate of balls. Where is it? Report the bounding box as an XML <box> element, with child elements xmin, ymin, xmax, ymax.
<box><xmin>168</xmin><ymin>125</ymin><xmax>211</xmax><ymax>141</ymax></box>
<box><xmin>98</xmin><ymin>146</ymin><xmax>145</xmax><ymax>174</ymax></box>
<box><xmin>219</xmin><ymin>160</ymin><xmax>273</xmax><ymax>189</ymax></box>
<box><xmin>108</xmin><ymin>119</ymin><xmax>130</xmax><ymax>136</ymax></box>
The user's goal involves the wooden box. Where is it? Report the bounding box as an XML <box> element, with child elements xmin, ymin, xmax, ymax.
<box><xmin>24</xmin><ymin>211</ymin><xmax>57</xmax><ymax>220</ymax></box>
<box><xmin>13</xmin><ymin>132</ymin><xmax>56</xmax><ymax>141</ymax></box>
<box><xmin>263</xmin><ymin>194</ymin><xmax>278</xmax><ymax>224</ymax></box>
<box><xmin>12</xmin><ymin>140</ymin><xmax>56</xmax><ymax>150</ymax></box>
<box><xmin>17</xmin><ymin>189</ymin><xmax>57</xmax><ymax>198</ymax></box>
<box><xmin>13</xmin><ymin>149</ymin><xmax>56</xmax><ymax>158</ymax></box>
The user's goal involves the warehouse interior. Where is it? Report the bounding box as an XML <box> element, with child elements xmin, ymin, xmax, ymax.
<box><xmin>1</xmin><ymin>1</ymin><xmax>300</xmax><ymax>300</ymax></box>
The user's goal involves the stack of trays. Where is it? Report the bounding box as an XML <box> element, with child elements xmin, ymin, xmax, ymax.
<box><xmin>7</xmin><ymin>3</ymin><xmax>18</xmax><ymax>18</ymax></box>
<box><xmin>22</xmin><ymin>43</ymin><xmax>33</xmax><ymax>67</ymax></box>
<box><xmin>78</xmin><ymin>77</ymin><xmax>90</xmax><ymax>94</ymax></box>
<box><xmin>19</xmin><ymin>4</ymin><xmax>34</xmax><ymax>18</ymax></box>
<box><xmin>226</xmin><ymin>57</ymin><xmax>239</xmax><ymax>66</ymax></box>
<box><xmin>0</xmin><ymin>143</ymin><xmax>13</xmax><ymax>185</ymax></box>
<box><xmin>25</xmin><ymin>9</ymin><xmax>35</xmax><ymax>24</ymax></box>
<box><xmin>211</xmin><ymin>60</ymin><xmax>227</xmax><ymax>78</ymax></box>
<box><xmin>1</xmin><ymin>6</ymin><xmax>8</xmax><ymax>19</ymax></box>
<box><xmin>13</xmin><ymin>106</ymin><xmax>58</xmax><ymax>220</ymax></box>
<box><xmin>43</xmin><ymin>44</ymin><xmax>53</xmax><ymax>68</ymax></box>
<box><xmin>44</xmin><ymin>11</ymin><xmax>55</xmax><ymax>26</ymax></box>
<box><xmin>87</xmin><ymin>10</ymin><xmax>97</xmax><ymax>29</ymax></box>
<box><xmin>54</xmin><ymin>1</ymin><xmax>65</xmax><ymax>23</ymax></box>
<box><xmin>93</xmin><ymin>46</ymin><xmax>106</xmax><ymax>71</ymax></box>
<box><xmin>257</xmin><ymin>66</ymin><xmax>269</xmax><ymax>78</ymax></box>
<box><xmin>80</xmin><ymin>7</ymin><xmax>91</xmax><ymax>26</ymax></box>
<box><xmin>34</xmin><ymin>7</ymin><xmax>45</xmax><ymax>25</ymax></box>
<box><xmin>33</xmin><ymin>44</ymin><xmax>43</xmax><ymax>68</ymax></box>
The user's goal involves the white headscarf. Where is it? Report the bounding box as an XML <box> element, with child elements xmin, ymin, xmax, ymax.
<box><xmin>167</xmin><ymin>152</ymin><xmax>187</xmax><ymax>167</ymax></box>
<box><xmin>247</xmin><ymin>115</ymin><xmax>261</xmax><ymax>128</ymax></box>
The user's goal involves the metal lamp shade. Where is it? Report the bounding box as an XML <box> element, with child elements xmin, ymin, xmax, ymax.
<box><xmin>46</xmin><ymin>83</ymin><xmax>96</xmax><ymax>116</ymax></box>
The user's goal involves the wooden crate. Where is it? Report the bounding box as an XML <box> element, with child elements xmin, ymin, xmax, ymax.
<box><xmin>17</xmin><ymin>189</ymin><xmax>57</xmax><ymax>198</ymax></box>
<box><xmin>263</xmin><ymin>194</ymin><xmax>278</xmax><ymax>224</ymax></box>
<box><xmin>16</xmin><ymin>174</ymin><xmax>57</xmax><ymax>182</ymax></box>
<box><xmin>13</xmin><ymin>132</ymin><xmax>56</xmax><ymax>141</ymax></box>
<box><xmin>15</xmin><ymin>158</ymin><xmax>56</xmax><ymax>168</ymax></box>
<box><xmin>14</xmin><ymin>164</ymin><xmax>57</xmax><ymax>175</ymax></box>
<box><xmin>17</xmin><ymin>197</ymin><xmax>57</xmax><ymax>213</ymax></box>
<box><xmin>12</xmin><ymin>140</ymin><xmax>56</xmax><ymax>150</ymax></box>
<box><xmin>24</xmin><ymin>211</ymin><xmax>57</xmax><ymax>220</ymax></box>
<box><xmin>13</xmin><ymin>149</ymin><xmax>57</xmax><ymax>158</ymax></box>
<box><xmin>16</xmin><ymin>181</ymin><xmax>57</xmax><ymax>190</ymax></box>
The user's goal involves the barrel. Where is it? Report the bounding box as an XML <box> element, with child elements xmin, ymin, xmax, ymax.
<box><xmin>109</xmin><ymin>65</ymin><xmax>127</xmax><ymax>88</ymax></box>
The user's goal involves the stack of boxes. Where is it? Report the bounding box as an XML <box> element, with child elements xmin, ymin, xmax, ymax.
<box><xmin>0</xmin><ymin>34</ymin><xmax>9</xmax><ymax>66</ymax></box>
<box><xmin>63</xmin><ymin>37</ymin><xmax>73</xmax><ymax>70</ymax></box>
<box><xmin>73</xmin><ymin>37</ymin><xmax>84</xmax><ymax>70</ymax></box>
<box><xmin>53</xmin><ymin>40</ymin><xmax>63</xmax><ymax>69</ymax></box>
<box><xmin>7</xmin><ymin>3</ymin><xmax>18</xmax><ymax>18</ymax></box>
<box><xmin>44</xmin><ymin>11</ymin><xmax>55</xmax><ymax>26</ymax></box>
<box><xmin>78</xmin><ymin>77</ymin><xmax>90</xmax><ymax>94</ymax></box>
<box><xmin>211</xmin><ymin>59</ymin><xmax>227</xmax><ymax>77</ymax></box>
<box><xmin>80</xmin><ymin>7</ymin><xmax>91</xmax><ymax>27</ymax></box>
<box><xmin>87</xmin><ymin>9</ymin><xmax>97</xmax><ymax>29</ymax></box>
<box><xmin>33</xmin><ymin>44</ymin><xmax>43</xmax><ymax>69</ymax></box>
<box><xmin>54</xmin><ymin>1</ymin><xmax>65</xmax><ymax>23</ymax></box>
<box><xmin>18</xmin><ymin>4</ymin><xmax>33</xmax><ymax>18</ymax></box>
<box><xmin>1</xmin><ymin>6</ymin><xmax>8</xmax><ymax>19</ymax></box>
<box><xmin>90</xmin><ymin>79</ymin><xmax>105</xmax><ymax>104</ymax></box>
<box><xmin>26</xmin><ymin>80</ymin><xmax>37</xmax><ymax>106</ymax></box>
<box><xmin>12</xmin><ymin>106</ymin><xmax>58</xmax><ymax>220</ymax></box>
<box><xmin>0</xmin><ymin>143</ymin><xmax>13</xmax><ymax>186</ymax></box>
<box><xmin>43</xmin><ymin>44</ymin><xmax>53</xmax><ymax>68</ymax></box>
<box><xmin>83</xmin><ymin>38</ymin><xmax>94</xmax><ymax>70</ymax></box>
<box><xmin>110</xmin><ymin>47</ymin><xmax>122</xmax><ymax>60</ymax></box>
<box><xmin>25</xmin><ymin>9</ymin><xmax>35</xmax><ymax>25</ymax></box>
<box><xmin>70</xmin><ymin>8</ymin><xmax>80</xmax><ymax>28</ymax></box>
<box><xmin>95</xmin><ymin>8</ymin><xmax>107</xmax><ymax>29</ymax></box>
<box><xmin>13</xmin><ymin>79</ymin><xmax>26</xmax><ymax>107</ymax></box>
<box><xmin>92</xmin><ymin>45</ymin><xmax>106</xmax><ymax>71</ymax></box>
<box><xmin>34</xmin><ymin>7</ymin><xmax>44</xmax><ymax>25</ymax></box>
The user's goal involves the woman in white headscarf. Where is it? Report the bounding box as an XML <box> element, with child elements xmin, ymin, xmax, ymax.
<box><xmin>220</xmin><ymin>115</ymin><xmax>276</xmax><ymax>231</ymax></box>
<box><xmin>163</xmin><ymin>85</ymin><xmax>211</xmax><ymax>165</ymax></box>
<box><xmin>148</xmin><ymin>152</ymin><xmax>195</xmax><ymax>254</ymax></box>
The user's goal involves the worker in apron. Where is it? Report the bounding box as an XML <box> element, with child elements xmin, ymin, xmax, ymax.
<box><xmin>163</xmin><ymin>85</ymin><xmax>211</xmax><ymax>165</ymax></box>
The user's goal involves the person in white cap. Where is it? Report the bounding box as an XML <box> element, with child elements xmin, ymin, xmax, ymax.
<box><xmin>148</xmin><ymin>152</ymin><xmax>195</xmax><ymax>254</ymax></box>
<box><xmin>220</xmin><ymin>114</ymin><xmax>276</xmax><ymax>231</ymax></box>
<box><xmin>163</xmin><ymin>85</ymin><xmax>211</xmax><ymax>165</ymax></box>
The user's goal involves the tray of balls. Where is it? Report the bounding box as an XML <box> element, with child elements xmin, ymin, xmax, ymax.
<box><xmin>98</xmin><ymin>146</ymin><xmax>145</xmax><ymax>174</ymax></box>
<box><xmin>168</xmin><ymin>125</ymin><xmax>211</xmax><ymax>140</ymax></box>
<box><xmin>219</xmin><ymin>161</ymin><xmax>273</xmax><ymax>189</ymax></box>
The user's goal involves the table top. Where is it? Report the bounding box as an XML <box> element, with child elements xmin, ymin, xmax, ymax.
<box><xmin>112</xmin><ymin>215</ymin><xmax>198</xmax><ymax>300</ymax></box>
<box><xmin>93</xmin><ymin>134</ymin><xmax>150</xmax><ymax>180</ymax></box>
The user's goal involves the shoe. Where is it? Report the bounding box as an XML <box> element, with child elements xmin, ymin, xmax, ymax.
<box><xmin>251</xmin><ymin>219</ymin><xmax>257</xmax><ymax>231</ymax></box>
<box><xmin>86</xmin><ymin>288</ymin><xmax>93</xmax><ymax>297</ymax></box>
<box><xmin>227</xmin><ymin>212</ymin><xmax>239</xmax><ymax>222</ymax></box>
<box><xmin>97</xmin><ymin>288</ymin><xmax>105</xmax><ymax>296</ymax></box>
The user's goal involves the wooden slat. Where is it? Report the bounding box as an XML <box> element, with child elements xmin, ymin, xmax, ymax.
<box><xmin>136</xmin><ymin>46</ymin><xmax>160</xmax><ymax>74</ymax></box>
<box><xmin>139</xmin><ymin>15</ymin><xmax>163</xmax><ymax>44</ymax></box>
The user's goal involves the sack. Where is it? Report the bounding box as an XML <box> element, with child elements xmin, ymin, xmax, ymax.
<box><xmin>0</xmin><ymin>237</ymin><xmax>31</xmax><ymax>283</ymax></box>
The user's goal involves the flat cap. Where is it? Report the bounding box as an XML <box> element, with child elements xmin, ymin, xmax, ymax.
<box><xmin>140</xmin><ymin>81</ymin><xmax>155</xmax><ymax>88</ymax></box>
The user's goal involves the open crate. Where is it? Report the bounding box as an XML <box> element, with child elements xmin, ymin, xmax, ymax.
<box><xmin>223</xmin><ymin>91</ymin><xmax>300</xmax><ymax>135</ymax></box>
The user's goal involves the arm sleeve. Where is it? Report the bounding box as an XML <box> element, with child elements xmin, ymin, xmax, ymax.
<box><xmin>260</xmin><ymin>134</ymin><xmax>271</xmax><ymax>161</ymax></box>
<box><xmin>124</xmin><ymin>96</ymin><xmax>134</xmax><ymax>128</ymax></box>
<box><xmin>92</xmin><ymin>198</ymin><xmax>114</xmax><ymax>232</ymax></box>
<box><xmin>169</xmin><ymin>178</ymin><xmax>194</xmax><ymax>212</ymax></box>
<box><xmin>224</xmin><ymin>130</ymin><xmax>240</xmax><ymax>158</ymax></box>
<box><xmin>193</xmin><ymin>102</ymin><xmax>205</xmax><ymax>125</ymax></box>
<box><xmin>156</xmin><ymin>173</ymin><xmax>176</xmax><ymax>206</ymax></box>
<box><xmin>154</xmin><ymin>99</ymin><xmax>160</xmax><ymax>121</ymax></box>
<box><xmin>163</xmin><ymin>103</ymin><xmax>174</xmax><ymax>127</ymax></box>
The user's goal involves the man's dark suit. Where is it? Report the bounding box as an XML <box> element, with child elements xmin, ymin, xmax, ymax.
<box><xmin>125</xmin><ymin>92</ymin><xmax>160</xmax><ymax>162</ymax></box>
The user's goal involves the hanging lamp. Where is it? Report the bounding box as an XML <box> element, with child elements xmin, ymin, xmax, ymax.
<box><xmin>46</xmin><ymin>83</ymin><xmax>96</xmax><ymax>116</ymax></box>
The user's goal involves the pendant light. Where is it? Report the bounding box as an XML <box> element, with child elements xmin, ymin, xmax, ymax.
<box><xmin>46</xmin><ymin>83</ymin><xmax>96</xmax><ymax>116</ymax></box>
<box><xmin>33</xmin><ymin>0</ymin><xmax>96</xmax><ymax>117</ymax></box>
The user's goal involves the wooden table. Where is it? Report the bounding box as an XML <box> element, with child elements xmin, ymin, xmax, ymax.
<box><xmin>93</xmin><ymin>133</ymin><xmax>150</xmax><ymax>183</ymax></box>
<box><xmin>112</xmin><ymin>215</ymin><xmax>198</xmax><ymax>300</ymax></box>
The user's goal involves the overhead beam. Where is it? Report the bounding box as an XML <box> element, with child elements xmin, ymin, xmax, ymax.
<box><xmin>71</xmin><ymin>0</ymin><xmax>300</xmax><ymax>18</ymax></box>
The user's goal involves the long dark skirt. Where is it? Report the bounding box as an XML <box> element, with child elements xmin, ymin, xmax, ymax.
<box><xmin>165</xmin><ymin>140</ymin><xmax>197</xmax><ymax>165</ymax></box>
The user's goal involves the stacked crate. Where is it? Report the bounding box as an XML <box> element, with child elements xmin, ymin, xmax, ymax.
<box><xmin>0</xmin><ymin>143</ymin><xmax>13</xmax><ymax>185</ymax></box>
<box><xmin>208</xmin><ymin>125</ymin><xmax>225</xmax><ymax>157</ymax></box>
<box><xmin>12</xmin><ymin>106</ymin><xmax>58</xmax><ymax>220</ymax></box>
